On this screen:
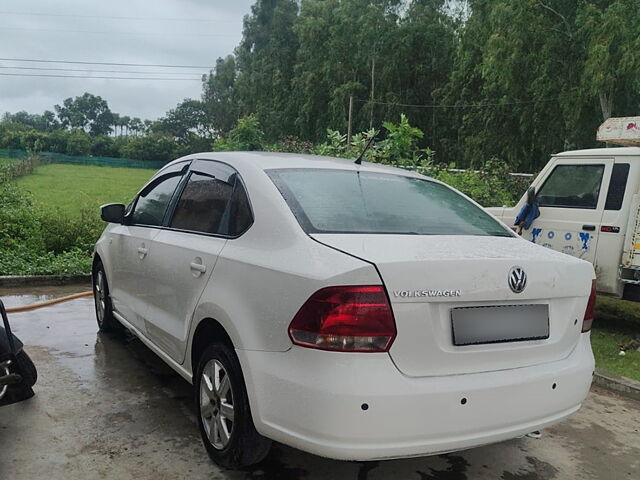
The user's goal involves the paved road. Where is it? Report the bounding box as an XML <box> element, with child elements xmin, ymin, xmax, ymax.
<box><xmin>1</xmin><ymin>285</ymin><xmax>638</xmax><ymax>479</ymax></box>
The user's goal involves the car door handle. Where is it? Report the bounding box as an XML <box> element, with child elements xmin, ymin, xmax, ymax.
<box><xmin>137</xmin><ymin>246</ymin><xmax>148</xmax><ymax>258</ymax></box>
<box><xmin>190</xmin><ymin>262</ymin><xmax>207</xmax><ymax>273</ymax></box>
<box><xmin>582</xmin><ymin>225</ymin><xmax>596</xmax><ymax>231</ymax></box>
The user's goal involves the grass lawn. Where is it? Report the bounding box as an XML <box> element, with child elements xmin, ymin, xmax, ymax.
<box><xmin>16</xmin><ymin>163</ymin><xmax>154</xmax><ymax>216</ymax></box>
<box><xmin>589</xmin><ymin>296</ymin><xmax>640</xmax><ymax>381</ymax></box>
<box><xmin>591</xmin><ymin>326</ymin><xmax>640</xmax><ymax>381</ymax></box>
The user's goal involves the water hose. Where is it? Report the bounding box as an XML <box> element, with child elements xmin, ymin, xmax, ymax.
<box><xmin>4</xmin><ymin>291</ymin><xmax>93</xmax><ymax>314</ymax></box>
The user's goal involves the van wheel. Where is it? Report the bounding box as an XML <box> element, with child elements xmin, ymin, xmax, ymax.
<box><xmin>195</xmin><ymin>343</ymin><xmax>271</xmax><ymax>468</ymax></box>
<box><xmin>93</xmin><ymin>263</ymin><xmax>121</xmax><ymax>331</ymax></box>
<box><xmin>623</xmin><ymin>284</ymin><xmax>640</xmax><ymax>302</ymax></box>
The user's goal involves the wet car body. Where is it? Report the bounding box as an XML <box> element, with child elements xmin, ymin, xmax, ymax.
<box><xmin>93</xmin><ymin>152</ymin><xmax>596</xmax><ymax>467</ymax></box>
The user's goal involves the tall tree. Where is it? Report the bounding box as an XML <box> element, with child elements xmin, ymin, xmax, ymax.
<box><xmin>111</xmin><ymin>113</ymin><xmax>121</xmax><ymax>136</ymax></box>
<box><xmin>292</xmin><ymin>0</ymin><xmax>403</xmax><ymax>140</ymax></box>
<box><xmin>577</xmin><ymin>0</ymin><xmax>640</xmax><ymax>121</ymax></box>
<box><xmin>155</xmin><ymin>99</ymin><xmax>212</xmax><ymax>140</ymax></box>
<box><xmin>439</xmin><ymin>1</ymin><xmax>583</xmax><ymax>171</ymax></box>
<box><xmin>234</xmin><ymin>0</ymin><xmax>300</xmax><ymax>140</ymax></box>
<box><xmin>2</xmin><ymin>110</ymin><xmax>59</xmax><ymax>131</ymax></box>
<box><xmin>202</xmin><ymin>55</ymin><xmax>239</xmax><ymax>136</ymax></box>
<box><xmin>54</xmin><ymin>92</ymin><xmax>114</xmax><ymax>136</ymax></box>
<box><xmin>437</xmin><ymin>0</ymin><xmax>640</xmax><ymax>171</ymax></box>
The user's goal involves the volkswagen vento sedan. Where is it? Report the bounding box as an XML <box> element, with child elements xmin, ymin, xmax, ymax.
<box><xmin>93</xmin><ymin>152</ymin><xmax>596</xmax><ymax>468</ymax></box>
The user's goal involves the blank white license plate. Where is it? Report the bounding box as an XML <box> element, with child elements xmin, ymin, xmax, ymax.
<box><xmin>451</xmin><ymin>304</ymin><xmax>549</xmax><ymax>346</ymax></box>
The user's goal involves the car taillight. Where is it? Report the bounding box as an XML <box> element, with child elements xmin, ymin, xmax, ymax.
<box><xmin>288</xmin><ymin>285</ymin><xmax>396</xmax><ymax>352</ymax></box>
<box><xmin>582</xmin><ymin>280</ymin><xmax>596</xmax><ymax>333</ymax></box>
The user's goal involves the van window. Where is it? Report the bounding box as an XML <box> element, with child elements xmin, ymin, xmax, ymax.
<box><xmin>170</xmin><ymin>173</ymin><xmax>234</xmax><ymax>234</ymax></box>
<box><xmin>537</xmin><ymin>164</ymin><xmax>605</xmax><ymax>209</ymax></box>
<box><xmin>604</xmin><ymin>163</ymin><xmax>630</xmax><ymax>211</ymax></box>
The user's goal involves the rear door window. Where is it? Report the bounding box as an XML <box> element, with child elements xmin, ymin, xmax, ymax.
<box><xmin>170</xmin><ymin>172</ymin><xmax>234</xmax><ymax>234</ymax></box>
<box><xmin>537</xmin><ymin>164</ymin><xmax>605</xmax><ymax>209</ymax></box>
<box><xmin>268</xmin><ymin>168</ymin><xmax>512</xmax><ymax>236</ymax></box>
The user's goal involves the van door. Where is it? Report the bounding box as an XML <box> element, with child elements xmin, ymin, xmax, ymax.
<box><xmin>527</xmin><ymin>157</ymin><xmax>614</xmax><ymax>264</ymax></box>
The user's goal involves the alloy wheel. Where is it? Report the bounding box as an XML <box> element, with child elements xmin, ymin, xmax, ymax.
<box><xmin>94</xmin><ymin>270</ymin><xmax>106</xmax><ymax>325</ymax></box>
<box><xmin>200</xmin><ymin>359</ymin><xmax>235</xmax><ymax>449</ymax></box>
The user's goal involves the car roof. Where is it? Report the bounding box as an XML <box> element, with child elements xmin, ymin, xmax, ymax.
<box><xmin>555</xmin><ymin>146</ymin><xmax>640</xmax><ymax>157</ymax></box>
<box><xmin>173</xmin><ymin>151</ymin><xmax>428</xmax><ymax>178</ymax></box>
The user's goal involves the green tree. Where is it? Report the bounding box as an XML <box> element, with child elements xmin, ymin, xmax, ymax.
<box><xmin>129</xmin><ymin>117</ymin><xmax>144</xmax><ymax>136</ymax></box>
<box><xmin>55</xmin><ymin>92</ymin><xmax>114</xmax><ymax>136</ymax></box>
<box><xmin>577</xmin><ymin>0</ymin><xmax>640</xmax><ymax>120</ymax></box>
<box><xmin>234</xmin><ymin>0</ymin><xmax>300</xmax><ymax>140</ymax></box>
<box><xmin>122</xmin><ymin>133</ymin><xmax>175</xmax><ymax>161</ymax></box>
<box><xmin>202</xmin><ymin>55</ymin><xmax>239</xmax><ymax>136</ymax></box>
<box><xmin>292</xmin><ymin>0</ymin><xmax>404</xmax><ymax>140</ymax></box>
<box><xmin>437</xmin><ymin>0</ymin><xmax>640</xmax><ymax>172</ymax></box>
<box><xmin>438</xmin><ymin>1</ymin><xmax>586</xmax><ymax>171</ymax></box>
<box><xmin>111</xmin><ymin>113</ymin><xmax>122</xmax><ymax>136</ymax></box>
<box><xmin>65</xmin><ymin>129</ymin><xmax>92</xmax><ymax>155</ymax></box>
<box><xmin>212</xmin><ymin>115</ymin><xmax>264</xmax><ymax>151</ymax></box>
<box><xmin>155</xmin><ymin>99</ymin><xmax>212</xmax><ymax>139</ymax></box>
<box><xmin>2</xmin><ymin>110</ymin><xmax>59</xmax><ymax>132</ymax></box>
<box><xmin>121</xmin><ymin>115</ymin><xmax>131</xmax><ymax>136</ymax></box>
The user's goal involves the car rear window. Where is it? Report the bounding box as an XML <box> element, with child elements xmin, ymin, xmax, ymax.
<box><xmin>268</xmin><ymin>168</ymin><xmax>512</xmax><ymax>236</ymax></box>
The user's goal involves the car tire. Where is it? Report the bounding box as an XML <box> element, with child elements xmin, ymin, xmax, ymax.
<box><xmin>195</xmin><ymin>342</ymin><xmax>271</xmax><ymax>468</ymax></box>
<box><xmin>92</xmin><ymin>262</ymin><xmax>121</xmax><ymax>332</ymax></box>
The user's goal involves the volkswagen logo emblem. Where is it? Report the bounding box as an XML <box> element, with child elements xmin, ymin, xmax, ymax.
<box><xmin>508</xmin><ymin>266</ymin><xmax>527</xmax><ymax>293</ymax></box>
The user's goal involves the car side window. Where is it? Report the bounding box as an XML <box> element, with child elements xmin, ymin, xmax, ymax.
<box><xmin>229</xmin><ymin>178</ymin><xmax>253</xmax><ymax>236</ymax></box>
<box><xmin>537</xmin><ymin>164</ymin><xmax>605</xmax><ymax>209</ymax></box>
<box><xmin>130</xmin><ymin>174</ymin><xmax>183</xmax><ymax>227</ymax></box>
<box><xmin>170</xmin><ymin>172</ymin><xmax>234</xmax><ymax>234</ymax></box>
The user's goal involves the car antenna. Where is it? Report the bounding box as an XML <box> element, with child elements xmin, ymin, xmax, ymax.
<box><xmin>354</xmin><ymin>130</ymin><xmax>377</xmax><ymax>165</ymax></box>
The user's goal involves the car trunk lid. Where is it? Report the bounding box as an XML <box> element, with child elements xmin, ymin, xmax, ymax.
<box><xmin>311</xmin><ymin>234</ymin><xmax>593</xmax><ymax>377</ymax></box>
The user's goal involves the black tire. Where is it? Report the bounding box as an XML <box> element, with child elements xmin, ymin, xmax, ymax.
<box><xmin>92</xmin><ymin>262</ymin><xmax>121</xmax><ymax>332</ymax></box>
<box><xmin>195</xmin><ymin>342</ymin><xmax>271</xmax><ymax>468</ymax></box>
<box><xmin>15</xmin><ymin>350</ymin><xmax>37</xmax><ymax>387</ymax></box>
<box><xmin>623</xmin><ymin>284</ymin><xmax>640</xmax><ymax>302</ymax></box>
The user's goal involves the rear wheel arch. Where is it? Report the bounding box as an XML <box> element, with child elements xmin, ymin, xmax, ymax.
<box><xmin>191</xmin><ymin>318</ymin><xmax>234</xmax><ymax>380</ymax></box>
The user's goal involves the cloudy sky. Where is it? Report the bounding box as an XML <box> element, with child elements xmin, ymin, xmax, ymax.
<box><xmin>0</xmin><ymin>0</ymin><xmax>254</xmax><ymax>120</ymax></box>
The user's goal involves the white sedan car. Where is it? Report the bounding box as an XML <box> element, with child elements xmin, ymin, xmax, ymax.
<box><xmin>93</xmin><ymin>152</ymin><xmax>596</xmax><ymax>468</ymax></box>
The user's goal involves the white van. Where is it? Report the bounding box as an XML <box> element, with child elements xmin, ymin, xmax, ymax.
<box><xmin>489</xmin><ymin>118</ymin><xmax>640</xmax><ymax>300</ymax></box>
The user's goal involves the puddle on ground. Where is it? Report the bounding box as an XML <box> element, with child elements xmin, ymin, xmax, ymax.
<box><xmin>0</xmin><ymin>282</ymin><xmax>92</xmax><ymax>309</ymax></box>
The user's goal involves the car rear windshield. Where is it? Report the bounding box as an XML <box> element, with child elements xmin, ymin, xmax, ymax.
<box><xmin>267</xmin><ymin>168</ymin><xmax>512</xmax><ymax>236</ymax></box>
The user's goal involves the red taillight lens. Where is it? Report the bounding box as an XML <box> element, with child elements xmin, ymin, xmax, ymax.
<box><xmin>582</xmin><ymin>280</ymin><xmax>596</xmax><ymax>333</ymax></box>
<box><xmin>288</xmin><ymin>285</ymin><xmax>396</xmax><ymax>352</ymax></box>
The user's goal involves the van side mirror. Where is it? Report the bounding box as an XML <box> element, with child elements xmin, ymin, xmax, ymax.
<box><xmin>100</xmin><ymin>203</ymin><xmax>125</xmax><ymax>224</ymax></box>
<box><xmin>526</xmin><ymin>186</ymin><xmax>536</xmax><ymax>206</ymax></box>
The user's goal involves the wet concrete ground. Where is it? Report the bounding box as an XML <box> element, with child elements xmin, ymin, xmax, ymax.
<box><xmin>0</xmin><ymin>284</ymin><xmax>638</xmax><ymax>480</ymax></box>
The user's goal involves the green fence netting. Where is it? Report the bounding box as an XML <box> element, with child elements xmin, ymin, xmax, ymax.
<box><xmin>0</xmin><ymin>148</ymin><xmax>166</xmax><ymax>170</ymax></box>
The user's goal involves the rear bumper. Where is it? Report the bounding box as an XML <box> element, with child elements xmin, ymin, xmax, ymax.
<box><xmin>237</xmin><ymin>334</ymin><xmax>594</xmax><ymax>461</ymax></box>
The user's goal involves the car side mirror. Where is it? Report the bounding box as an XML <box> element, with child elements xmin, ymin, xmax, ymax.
<box><xmin>100</xmin><ymin>203</ymin><xmax>125</xmax><ymax>224</ymax></box>
<box><xmin>526</xmin><ymin>186</ymin><xmax>536</xmax><ymax>206</ymax></box>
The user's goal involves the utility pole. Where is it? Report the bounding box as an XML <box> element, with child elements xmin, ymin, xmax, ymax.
<box><xmin>347</xmin><ymin>94</ymin><xmax>353</xmax><ymax>146</ymax></box>
<box><xmin>370</xmin><ymin>58</ymin><xmax>375</xmax><ymax>129</ymax></box>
